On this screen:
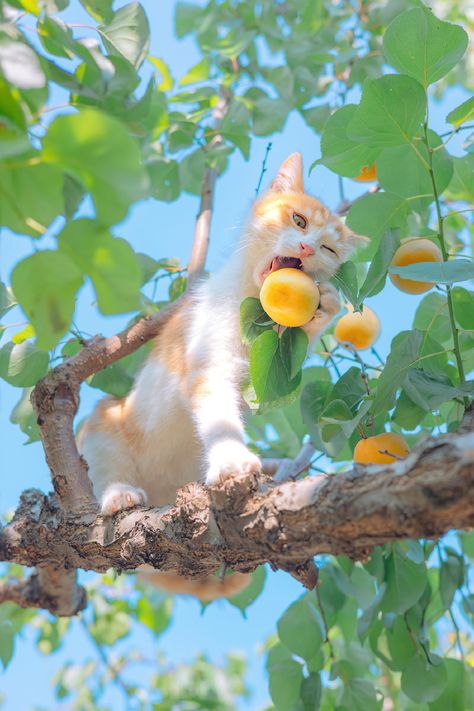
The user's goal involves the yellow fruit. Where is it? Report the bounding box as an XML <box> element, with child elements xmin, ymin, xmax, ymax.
<box><xmin>334</xmin><ymin>304</ymin><xmax>380</xmax><ymax>350</ymax></box>
<box><xmin>354</xmin><ymin>432</ymin><xmax>410</xmax><ymax>465</ymax></box>
<box><xmin>389</xmin><ymin>238</ymin><xmax>443</xmax><ymax>295</ymax></box>
<box><xmin>354</xmin><ymin>163</ymin><xmax>377</xmax><ymax>182</ymax></box>
<box><xmin>260</xmin><ymin>268</ymin><xmax>320</xmax><ymax>327</ymax></box>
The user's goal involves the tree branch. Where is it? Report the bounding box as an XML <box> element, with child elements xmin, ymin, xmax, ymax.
<box><xmin>2</xmin><ymin>410</ymin><xmax>473</xmax><ymax>614</ymax></box>
<box><xmin>187</xmin><ymin>89</ymin><xmax>232</xmax><ymax>285</ymax></box>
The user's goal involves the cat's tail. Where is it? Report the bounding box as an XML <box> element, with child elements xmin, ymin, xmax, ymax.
<box><xmin>137</xmin><ymin>567</ymin><xmax>251</xmax><ymax>601</ymax></box>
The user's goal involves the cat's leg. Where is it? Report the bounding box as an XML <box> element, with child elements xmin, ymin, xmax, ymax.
<box><xmin>78</xmin><ymin>401</ymin><xmax>147</xmax><ymax>516</ymax></box>
<box><xmin>301</xmin><ymin>281</ymin><xmax>341</xmax><ymax>345</ymax></box>
<box><xmin>189</xmin><ymin>371</ymin><xmax>261</xmax><ymax>486</ymax></box>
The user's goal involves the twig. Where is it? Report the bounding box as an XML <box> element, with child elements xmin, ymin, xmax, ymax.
<box><xmin>274</xmin><ymin>442</ymin><xmax>317</xmax><ymax>482</ymax></box>
<box><xmin>187</xmin><ymin>89</ymin><xmax>232</xmax><ymax>286</ymax></box>
<box><xmin>255</xmin><ymin>142</ymin><xmax>273</xmax><ymax>195</ymax></box>
<box><xmin>339</xmin><ymin>341</ymin><xmax>371</xmax><ymax>395</ymax></box>
<box><xmin>316</xmin><ymin>586</ymin><xmax>335</xmax><ymax>658</ymax></box>
<box><xmin>80</xmin><ymin>617</ymin><xmax>132</xmax><ymax>703</ymax></box>
<box><xmin>320</xmin><ymin>337</ymin><xmax>341</xmax><ymax>377</ymax></box>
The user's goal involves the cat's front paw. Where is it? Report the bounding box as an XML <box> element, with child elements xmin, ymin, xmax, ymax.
<box><xmin>302</xmin><ymin>282</ymin><xmax>341</xmax><ymax>338</ymax></box>
<box><xmin>101</xmin><ymin>483</ymin><xmax>147</xmax><ymax>516</ymax></box>
<box><xmin>206</xmin><ymin>441</ymin><xmax>262</xmax><ymax>486</ymax></box>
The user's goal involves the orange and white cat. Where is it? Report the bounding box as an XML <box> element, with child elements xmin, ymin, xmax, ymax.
<box><xmin>78</xmin><ymin>152</ymin><xmax>365</xmax><ymax>599</ymax></box>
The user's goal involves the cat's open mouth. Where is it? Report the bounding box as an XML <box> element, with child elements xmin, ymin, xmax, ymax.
<box><xmin>269</xmin><ymin>256</ymin><xmax>303</xmax><ymax>273</ymax></box>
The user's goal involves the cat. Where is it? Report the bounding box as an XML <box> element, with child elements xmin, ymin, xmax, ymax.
<box><xmin>77</xmin><ymin>152</ymin><xmax>366</xmax><ymax>599</ymax></box>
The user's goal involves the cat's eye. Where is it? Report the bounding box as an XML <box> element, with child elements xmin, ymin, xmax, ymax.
<box><xmin>321</xmin><ymin>244</ymin><xmax>337</xmax><ymax>256</ymax></box>
<box><xmin>292</xmin><ymin>212</ymin><xmax>307</xmax><ymax>229</ymax></box>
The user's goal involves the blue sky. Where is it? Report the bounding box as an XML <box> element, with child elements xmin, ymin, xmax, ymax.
<box><xmin>0</xmin><ymin>1</ymin><xmax>471</xmax><ymax>709</ymax></box>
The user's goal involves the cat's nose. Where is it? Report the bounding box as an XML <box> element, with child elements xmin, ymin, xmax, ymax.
<box><xmin>300</xmin><ymin>242</ymin><xmax>315</xmax><ymax>258</ymax></box>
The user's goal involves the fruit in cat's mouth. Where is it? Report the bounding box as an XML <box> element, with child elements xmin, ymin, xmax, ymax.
<box><xmin>389</xmin><ymin>238</ymin><xmax>443</xmax><ymax>294</ymax></box>
<box><xmin>353</xmin><ymin>163</ymin><xmax>377</xmax><ymax>182</ymax></box>
<box><xmin>260</xmin><ymin>268</ymin><xmax>320</xmax><ymax>327</ymax></box>
<box><xmin>354</xmin><ymin>432</ymin><xmax>410</xmax><ymax>465</ymax></box>
<box><xmin>334</xmin><ymin>303</ymin><xmax>380</xmax><ymax>350</ymax></box>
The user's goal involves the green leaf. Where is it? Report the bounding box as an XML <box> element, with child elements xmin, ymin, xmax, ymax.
<box><xmin>413</xmin><ymin>293</ymin><xmax>451</xmax><ymax>345</ymax></box>
<box><xmin>11</xmin><ymin>251</ymin><xmax>83</xmax><ymax>350</ymax></box>
<box><xmin>429</xmin><ymin>659</ymin><xmax>472</xmax><ymax>711</ymax></box>
<box><xmin>88</xmin><ymin>363</ymin><xmax>134</xmax><ymax>398</ymax></box>
<box><xmin>249</xmin><ymin>330</ymin><xmax>302</xmax><ymax>407</ymax></box>
<box><xmin>268</xmin><ymin>650</ymin><xmax>304</xmax><ymax>711</ymax></box>
<box><xmin>135</xmin><ymin>596</ymin><xmax>172</xmax><ymax>637</ymax></box>
<box><xmin>339</xmin><ymin>678</ymin><xmax>380</xmax><ymax>711</ymax></box>
<box><xmin>147</xmin><ymin>157</ymin><xmax>180</xmax><ymax>202</ymax></box>
<box><xmin>0</xmin><ymin>621</ymin><xmax>14</xmax><ymax>669</ymax></box>
<box><xmin>148</xmin><ymin>56</ymin><xmax>173</xmax><ymax>91</ymax></box>
<box><xmin>333</xmin><ymin>367</ymin><xmax>368</xmax><ymax>413</ymax></box>
<box><xmin>316</xmin><ymin>105</ymin><xmax>378</xmax><ymax>177</ymax></box>
<box><xmin>390</xmin><ymin>259</ymin><xmax>474</xmax><ymax>285</ymax></box>
<box><xmin>381</xmin><ymin>545</ymin><xmax>427</xmax><ymax>614</ymax></box>
<box><xmin>100</xmin><ymin>1</ymin><xmax>150</xmax><ymax>68</ymax></box>
<box><xmin>445</xmin><ymin>155</ymin><xmax>474</xmax><ymax>202</ymax></box>
<box><xmin>401</xmin><ymin>654</ymin><xmax>447</xmax><ymax>703</ymax></box>
<box><xmin>0</xmin><ymin>161</ymin><xmax>64</xmax><ymax>237</ymax></box>
<box><xmin>0</xmin><ymin>281</ymin><xmax>16</xmax><ymax>318</ymax></box>
<box><xmin>385</xmin><ymin>616</ymin><xmax>417</xmax><ymax>671</ymax></box>
<box><xmin>358</xmin><ymin>228</ymin><xmax>401</xmax><ymax>303</ymax></box>
<box><xmin>403</xmin><ymin>369</ymin><xmax>471</xmax><ymax>410</ymax></box>
<box><xmin>251</xmin><ymin>95</ymin><xmax>289</xmax><ymax>137</ymax></box>
<box><xmin>446</xmin><ymin>97</ymin><xmax>474</xmax><ymax>128</ymax></box>
<box><xmin>79</xmin><ymin>0</ymin><xmax>114</xmax><ymax>22</ymax></box>
<box><xmin>301</xmin><ymin>105</ymin><xmax>332</xmax><ymax>133</ymax></box>
<box><xmin>373</xmin><ymin>330</ymin><xmax>447</xmax><ymax>414</ymax></box>
<box><xmin>0</xmin><ymin>341</ymin><xmax>49</xmax><ymax>386</ymax></box>
<box><xmin>383</xmin><ymin>7</ymin><xmax>468</xmax><ymax>87</ymax></box>
<box><xmin>439</xmin><ymin>552</ymin><xmax>464</xmax><ymax>609</ymax></box>
<box><xmin>377</xmin><ymin>132</ymin><xmax>453</xmax><ymax>209</ymax></box>
<box><xmin>277</xmin><ymin>595</ymin><xmax>324</xmax><ymax>661</ymax></box>
<box><xmin>58</xmin><ymin>219</ymin><xmax>142</xmax><ymax>315</ymax></box>
<box><xmin>331</xmin><ymin>261</ymin><xmax>359</xmax><ymax>308</ymax></box>
<box><xmin>347</xmin><ymin>75</ymin><xmax>426</xmax><ymax>148</ymax></box>
<box><xmin>0</xmin><ymin>40</ymin><xmax>46</xmax><ymax>89</ymax></box>
<box><xmin>452</xmin><ymin>287</ymin><xmax>474</xmax><ymax>329</ymax></box>
<box><xmin>346</xmin><ymin>192</ymin><xmax>408</xmax><ymax>260</ymax></box>
<box><xmin>280</xmin><ymin>328</ymin><xmax>308</xmax><ymax>380</ymax></box>
<box><xmin>180</xmin><ymin>57</ymin><xmax>210</xmax><ymax>86</ymax></box>
<box><xmin>227</xmin><ymin>567</ymin><xmax>267</xmax><ymax>616</ymax></box>
<box><xmin>179</xmin><ymin>148</ymin><xmax>206</xmax><ymax>194</ymax></box>
<box><xmin>10</xmin><ymin>387</ymin><xmax>40</xmax><ymax>443</ymax></box>
<box><xmin>175</xmin><ymin>2</ymin><xmax>202</xmax><ymax>38</ymax></box>
<box><xmin>300</xmin><ymin>673</ymin><xmax>322</xmax><ymax>710</ymax></box>
<box><xmin>43</xmin><ymin>109</ymin><xmax>149</xmax><ymax>225</ymax></box>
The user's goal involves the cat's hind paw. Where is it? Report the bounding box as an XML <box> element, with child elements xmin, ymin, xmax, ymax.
<box><xmin>206</xmin><ymin>441</ymin><xmax>261</xmax><ymax>486</ymax></box>
<box><xmin>101</xmin><ymin>483</ymin><xmax>147</xmax><ymax>516</ymax></box>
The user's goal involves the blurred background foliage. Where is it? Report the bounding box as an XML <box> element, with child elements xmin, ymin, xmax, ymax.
<box><xmin>0</xmin><ymin>0</ymin><xmax>473</xmax><ymax>708</ymax></box>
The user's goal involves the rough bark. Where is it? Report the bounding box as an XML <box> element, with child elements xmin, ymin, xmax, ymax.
<box><xmin>1</xmin><ymin>413</ymin><xmax>473</xmax><ymax>615</ymax></box>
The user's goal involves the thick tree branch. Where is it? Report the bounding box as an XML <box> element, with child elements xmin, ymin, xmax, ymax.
<box><xmin>2</xmin><ymin>412</ymin><xmax>473</xmax><ymax>614</ymax></box>
<box><xmin>25</xmin><ymin>300</ymin><xmax>182</xmax><ymax>614</ymax></box>
<box><xmin>187</xmin><ymin>89</ymin><xmax>232</xmax><ymax>285</ymax></box>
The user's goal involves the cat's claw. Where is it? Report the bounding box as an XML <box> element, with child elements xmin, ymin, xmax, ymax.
<box><xmin>206</xmin><ymin>440</ymin><xmax>262</xmax><ymax>486</ymax></box>
<box><xmin>101</xmin><ymin>483</ymin><xmax>147</xmax><ymax>516</ymax></box>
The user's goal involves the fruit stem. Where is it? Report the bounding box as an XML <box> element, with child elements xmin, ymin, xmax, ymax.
<box><xmin>422</xmin><ymin>122</ymin><xmax>467</xmax><ymax>391</ymax></box>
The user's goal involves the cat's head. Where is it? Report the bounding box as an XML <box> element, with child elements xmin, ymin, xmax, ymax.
<box><xmin>247</xmin><ymin>152</ymin><xmax>367</xmax><ymax>287</ymax></box>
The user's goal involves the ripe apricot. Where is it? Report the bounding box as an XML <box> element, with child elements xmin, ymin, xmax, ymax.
<box><xmin>260</xmin><ymin>268</ymin><xmax>320</xmax><ymax>327</ymax></box>
<box><xmin>390</xmin><ymin>238</ymin><xmax>443</xmax><ymax>295</ymax></box>
<box><xmin>334</xmin><ymin>304</ymin><xmax>380</xmax><ymax>350</ymax></box>
<box><xmin>353</xmin><ymin>163</ymin><xmax>377</xmax><ymax>182</ymax></box>
<box><xmin>354</xmin><ymin>432</ymin><xmax>410</xmax><ymax>465</ymax></box>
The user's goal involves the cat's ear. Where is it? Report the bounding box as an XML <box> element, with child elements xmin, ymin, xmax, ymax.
<box><xmin>269</xmin><ymin>152</ymin><xmax>304</xmax><ymax>193</ymax></box>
